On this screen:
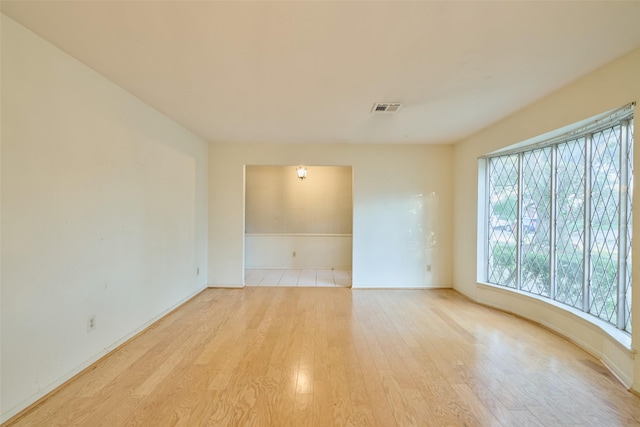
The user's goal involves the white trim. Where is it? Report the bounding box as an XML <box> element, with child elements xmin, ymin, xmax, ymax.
<box><xmin>477</xmin><ymin>158</ymin><xmax>489</xmax><ymax>282</ymax></box>
<box><xmin>352</xmin><ymin>285</ymin><xmax>452</xmax><ymax>290</ymax></box>
<box><xmin>245</xmin><ymin>233</ymin><xmax>352</xmax><ymax>237</ymax></box>
<box><xmin>208</xmin><ymin>284</ymin><xmax>244</xmax><ymax>288</ymax></box>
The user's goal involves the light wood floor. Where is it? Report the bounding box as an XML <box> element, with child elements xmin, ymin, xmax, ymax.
<box><xmin>6</xmin><ymin>288</ymin><xmax>640</xmax><ymax>426</ymax></box>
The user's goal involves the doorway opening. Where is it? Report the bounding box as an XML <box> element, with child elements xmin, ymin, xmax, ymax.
<box><xmin>244</xmin><ymin>165</ymin><xmax>353</xmax><ymax>287</ymax></box>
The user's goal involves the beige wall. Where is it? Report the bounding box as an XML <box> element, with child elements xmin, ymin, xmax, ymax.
<box><xmin>1</xmin><ymin>16</ymin><xmax>209</xmax><ymax>421</ymax></box>
<box><xmin>245</xmin><ymin>165</ymin><xmax>353</xmax><ymax>269</ymax></box>
<box><xmin>209</xmin><ymin>143</ymin><xmax>454</xmax><ymax>288</ymax></box>
<box><xmin>453</xmin><ymin>48</ymin><xmax>640</xmax><ymax>389</ymax></box>
<box><xmin>245</xmin><ymin>165</ymin><xmax>352</xmax><ymax>234</ymax></box>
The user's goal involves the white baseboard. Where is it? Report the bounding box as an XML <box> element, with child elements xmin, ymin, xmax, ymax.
<box><xmin>1</xmin><ymin>286</ymin><xmax>207</xmax><ymax>424</ymax></box>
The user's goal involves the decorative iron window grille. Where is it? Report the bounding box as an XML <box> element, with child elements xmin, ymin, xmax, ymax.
<box><xmin>483</xmin><ymin>105</ymin><xmax>634</xmax><ymax>333</ymax></box>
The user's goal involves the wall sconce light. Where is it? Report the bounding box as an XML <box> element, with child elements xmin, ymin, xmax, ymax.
<box><xmin>296</xmin><ymin>166</ymin><xmax>308</xmax><ymax>180</ymax></box>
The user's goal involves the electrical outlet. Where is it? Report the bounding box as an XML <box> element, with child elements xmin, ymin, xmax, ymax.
<box><xmin>426</xmin><ymin>265</ymin><xmax>432</xmax><ymax>272</ymax></box>
<box><xmin>87</xmin><ymin>315</ymin><xmax>95</xmax><ymax>332</ymax></box>
<box><xmin>292</xmin><ymin>251</ymin><xmax>296</xmax><ymax>257</ymax></box>
<box><xmin>197</xmin><ymin>267</ymin><xmax>200</xmax><ymax>276</ymax></box>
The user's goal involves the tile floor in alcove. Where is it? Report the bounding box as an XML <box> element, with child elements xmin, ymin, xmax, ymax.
<box><xmin>244</xmin><ymin>269</ymin><xmax>351</xmax><ymax>287</ymax></box>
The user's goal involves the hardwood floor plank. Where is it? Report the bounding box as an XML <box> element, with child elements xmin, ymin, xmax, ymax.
<box><xmin>345</xmin><ymin>365</ymin><xmax>377</xmax><ymax>427</ymax></box>
<box><xmin>378</xmin><ymin>369</ymin><xmax>419</xmax><ymax>426</ymax></box>
<box><xmin>451</xmin><ymin>383</ymin><xmax>502</xmax><ymax>426</ymax></box>
<box><xmin>329</xmin><ymin>361</ymin><xmax>356</xmax><ymax>426</ymax></box>
<box><xmin>6</xmin><ymin>288</ymin><xmax>640</xmax><ymax>427</ymax></box>
<box><xmin>125</xmin><ymin>363</ymin><xmax>208</xmax><ymax>426</ymax></box>
<box><xmin>312</xmin><ymin>380</ymin><xmax>332</xmax><ymax>427</ymax></box>
<box><xmin>292</xmin><ymin>393</ymin><xmax>313</xmax><ymax>427</ymax></box>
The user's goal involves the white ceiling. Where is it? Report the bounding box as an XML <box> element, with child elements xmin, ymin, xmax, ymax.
<box><xmin>3</xmin><ymin>1</ymin><xmax>640</xmax><ymax>145</ymax></box>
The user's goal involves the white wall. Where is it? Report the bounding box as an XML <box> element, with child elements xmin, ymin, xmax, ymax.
<box><xmin>0</xmin><ymin>15</ymin><xmax>209</xmax><ymax>422</ymax></box>
<box><xmin>245</xmin><ymin>234</ymin><xmax>352</xmax><ymax>269</ymax></box>
<box><xmin>245</xmin><ymin>165</ymin><xmax>352</xmax><ymax>234</ymax></box>
<box><xmin>245</xmin><ymin>165</ymin><xmax>352</xmax><ymax>269</ymax></box>
<box><xmin>209</xmin><ymin>143</ymin><xmax>453</xmax><ymax>288</ymax></box>
<box><xmin>453</xmin><ymin>48</ymin><xmax>640</xmax><ymax>390</ymax></box>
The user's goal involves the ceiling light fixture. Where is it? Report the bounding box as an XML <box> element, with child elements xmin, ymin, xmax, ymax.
<box><xmin>296</xmin><ymin>166</ymin><xmax>307</xmax><ymax>180</ymax></box>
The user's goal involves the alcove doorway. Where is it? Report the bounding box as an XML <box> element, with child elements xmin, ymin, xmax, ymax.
<box><xmin>244</xmin><ymin>165</ymin><xmax>353</xmax><ymax>287</ymax></box>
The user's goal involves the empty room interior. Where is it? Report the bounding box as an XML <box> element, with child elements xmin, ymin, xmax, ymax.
<box><xmin>244</xmin><ymin>165</ymin><xmax>353</xmax><ymax>288</ymax></box>
<box><xmin>2</xmin><ymin>1</ymin><xmax>640</xmax><ymax>425</ymax></box>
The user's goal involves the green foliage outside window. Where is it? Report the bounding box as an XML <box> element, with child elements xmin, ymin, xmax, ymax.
<box><xmin>485</xmin><ymin>112</ymin><xmax>632</xmax><ymax>333</ymax></box>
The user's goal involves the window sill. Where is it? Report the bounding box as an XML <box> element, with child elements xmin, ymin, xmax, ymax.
<box><xmin>476</xmin><ymin>281</ymin><xmax>633</xmax><ymax>352</ymax></box>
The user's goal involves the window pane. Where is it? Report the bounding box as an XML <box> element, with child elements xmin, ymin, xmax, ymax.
<box><xmin>520</xmin><ymin>148</ymin><xmax>551</xmax><ymax>296</ymax></box>
<box><xmin>488</xmin><ymin>156</ymin><xmax>518</xmax><ymax>287</ymax></box>
<box><xmin>483</xmin><ymin>113</ymin><xmax>632</xmax><ymax>334</ymax></box>
<box><xmin>589</xmin><ymin>126</ymin><xmax>621</xmax><ymax>324</ymax></box>
<box><xmin>556</xmin><ymin>139</ymin><xmax>585</xmax><ymax>308</ymax></box>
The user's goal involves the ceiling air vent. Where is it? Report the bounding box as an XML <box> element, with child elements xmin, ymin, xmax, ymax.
<box><xmin>371</xmin><ymin>102</ymin><xmax>403</xmax><ymax>113</ymax></box>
